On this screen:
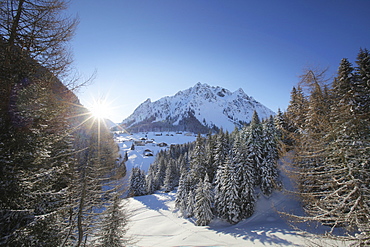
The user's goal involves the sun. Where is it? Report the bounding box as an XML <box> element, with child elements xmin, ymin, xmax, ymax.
<box><xmin>88</xmin><ymin>97</ymin><xmax>112</xmax><ymax>120</ymax></box>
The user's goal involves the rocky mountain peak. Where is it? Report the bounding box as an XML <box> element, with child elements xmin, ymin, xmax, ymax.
<box><xmin>121</xmin><ymin>83</ymin><xmax>275</xmax><ymax>133</ymax></box>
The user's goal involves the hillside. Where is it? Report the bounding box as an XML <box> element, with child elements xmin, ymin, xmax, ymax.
<box><xmin>115</xmin><ymin>131</ymin><xmax>348</xmax><ymax>246</ymax></box>
<box><xmin>124</xmin><ymin>154</ymin><xmax>347</xmax><ymax>247</ymax></box>
<box><xmin>121</xmin><ymin>83</ymin><xmax>275</xmax><ymax>133</ymax></box>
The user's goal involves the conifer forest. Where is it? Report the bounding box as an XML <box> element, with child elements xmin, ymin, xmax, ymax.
<box><xmin>0</xmin><ymin>0</ymin><xmax>369</xmax><ymax>246</ymax></box>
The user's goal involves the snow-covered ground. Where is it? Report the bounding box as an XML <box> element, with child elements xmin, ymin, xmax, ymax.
<box><xmin>117</xmin><ymin>134</ymin><xmax>348</xmax><ymax>246</ymax></box>
<box><xmin>115</xmin><ymin>131</ymin><xmax>198</xmax><ymax>172</ymax></box>
<box><xmin>125</xmin><ymin>181</ymin><xmax>346</xmax><ymax>246</ymax></box>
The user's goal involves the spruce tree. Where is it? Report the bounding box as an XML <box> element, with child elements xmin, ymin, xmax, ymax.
<box><xmin>129</xmin><ymin>167</ymin><xmax>147</xmax><ymax>197</ymax></box>
<box><xmin>189</xmin><ymin>133</ymin><xmax>207</xmax><ymax>186</ymax></box>
<box><xmin>260</xmin><ymin>116</ymin><xmax>280</xmax><ymax>196</ymax></box>
<box><xmin>274</xmin><ymin>108</ymin><xmax>290</xmax><ymax>148</ymax></box>
<box><xmin>354</xmin><ymin>48</ymin><xmax>370</xmax><ymax>116</ymax></box>
<box><xmin>186</xmin><ymin>189</ymin><xmax>196</xmax><ymax>218</ymax></box>
<box><xmin>205</xmin><ymin>133</ymin><xmax>217</xmax><ymax>182</ymax></box>
<box><xmin>164</xmin><ymin>160</ymin><xmax>178</xmax><ymax>192</ymax></box>
<box><xmin>219</xmin><ymin>155</ymin><xmax>242</xmax><ymax>224</ymax></box>
<box><xmin>0</xmin><ymin>79</ymin><xmax>75</xmax><ymax>246</ymax></box>
<box><xmin>175</xmin><ymin>172</ymin><xmax>189</xmax><ymax>217</ymax></box>
<box><xmin>214</xmin><ymin>156</ymin><xmax>228</xmax><ymax>219</ymax></box>
<box><xmin>285</xmin><ymin>86</ymin><xmax>307</xmax><ymax>134</ymax></box>
<box><xmin>146</xmin><ymin>163</ymin><xmax>158</xmax><ymax>194</ymax></box>
<box><xmin>232</xmin><ymin>133</ymin><xmax>255</xmax><ymax>218</ymax></box>
<box><xmin>244</xmin><ymin>111</ymin><xmax>264</xmax><ymax>186</ymax></box>
<box><xmin>213</xmin><ymin>129</ymin><xmax>230</xmax><ymax>175</ymax></box>
<box><xmin>194</xmin><ymin>174</ymin><xmax>214</xmax><ymax>226</ymax></box>
<box><xmin>94</xmin><ymin>193</ymin><xmax>130</xmax><ymax>247</ymax></box>
<box><xmin>153</xmin><ymin>152</ymin><xmax>167</xmax><ymax>190</ymax></box>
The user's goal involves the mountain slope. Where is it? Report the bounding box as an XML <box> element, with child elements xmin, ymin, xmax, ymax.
<box><xmin>125</xmin><ymin>158</ymin><xmax>346</xmax><ymax>246</ymax></box>
<box><xmin>121</xmin><ymin>83</ymin><xmax>275</xmax><ymax>133</ymax></box>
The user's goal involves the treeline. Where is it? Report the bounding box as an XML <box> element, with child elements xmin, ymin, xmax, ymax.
<box><xmin>0</xmin><ymin>1</ymin><xmax>128</xmax><ymax>246</ymax></box>
<box><xmin>129</xmin><ymin>111</ymin><xmax>282</xmax><ymax>225</ymax></box>
<box><xmin>281</xmin><ymin>49</ymin><xmax>370</xmax><ymax>245</ymax></box>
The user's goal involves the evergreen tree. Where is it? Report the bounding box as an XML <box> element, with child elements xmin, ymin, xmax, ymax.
<box><xmin>260</xmin><ymin>116</ymin><xmax>280</xmax><ymax>196</ymax></box>
<box><xmin>0</xmin><ymin>1</ymin><xmax>129</xmax><ymax>245</ymax></box>
<box><xmin>233</xmin><ymin>133</ymin><xmax>255</xmax><ymax>218</ymax></box>
<box><xmin>274</xmin><ymin>108</ymin><xmax>290</xmax><ymax>148</ymax></box>
<box><xmin>175</xmin><ymin>172</ymin><xmax>189</xmax><ymax>217</ymax></box>
<box><xmin>94</xmin><ymin>193</ymin><xmax>130</xmax><ymax>247</ymax></box>
<box><xmin>0</xmin><ymin>73</ymin><xmax>76</xmax><ymax>246</ymax></box>
<box><xmin>354</xmin><ymin>48</ymin><xmax>370</xmax><ymax>116</ymax></box>
<box><xmin>213</xmin><ymin>129</ymin><xmax>230</xmax><ymax>175</ymax></box>
<box><xmin>306</xmin><ymin>53</ymin><xmax>370</xmax><ymax>244</ymax></box>
<box><xmin>194</xmin><ymin>174</ymin><xmax>214</xmax><ymax>226</ymax></box>
<box><xmin>153</xmin><ymin>152</ymin><xmax>167</xmax><ymax>190</ymax></box>
<box><xmin>146</xmin><ymin>163</ymin><xmax>158</xmax><ymax>194</ymax></box>
<box><xmin>285</xmin><ymin>86</ymin><xmax>307</xmax><ymax>135</ymax></box>
<box><xmin>186</xmin><ymin>189</ymin><xmax>196</xmax><ymax>218</ymax></box>
<box><xmin>205</xmin><ymin>133</ymin><xmax>217</xmax><ymax>182</ymax></box>
<box><xmin>163</xmin><ymin>160</ymin><xmax>178</xmax><ymax>192</ymax></box>
<box><xmin>189</xmin><ymin>133</ymin><xmax>207</xmax><ymax>186</ymax></box>
<box><xmin>216</xmin><ymin>154</ymin><xmax>242</xmax><ymax>224</ymax></box>
<box><xmin>129</xmin><ymin>167</ymin><xmax>147</xmax><ymax>197</ymax></box>
<box><xmin>214</xmin><ymin>156</ymin><xmax>228</xmax><ymax>219</ymax></box>
<box><xmin>244</xmin><ymin>111</ymin><xmax>264</xmax><ymax>186</ymax></box>
<box><xmin>0</xmin><ymin>1</ymin><xmax>78</xmax><ymax>243</ymax></box>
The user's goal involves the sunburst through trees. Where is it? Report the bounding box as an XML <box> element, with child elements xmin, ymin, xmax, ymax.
<box><xmin>0</xmin><ymin>0</ymin><xmax>129</xmax><ymax>246</ymax></box>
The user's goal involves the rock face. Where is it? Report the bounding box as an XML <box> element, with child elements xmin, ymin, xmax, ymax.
<box><xmin>121</xmin><ymin>82</ymin><xmax>275</xmax><ymax>133</ymax></box>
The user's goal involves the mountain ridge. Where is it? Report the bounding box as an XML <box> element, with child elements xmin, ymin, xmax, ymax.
<box><xmin>120</xmin><ymin>83</ymin><xmax>275</xmax><ymax>133</ymax></box>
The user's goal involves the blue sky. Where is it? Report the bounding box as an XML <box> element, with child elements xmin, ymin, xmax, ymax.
<box><xmin>67</xmin><ymin>0</ymin><xmax>370</xmax><ymax>123</ymax></box>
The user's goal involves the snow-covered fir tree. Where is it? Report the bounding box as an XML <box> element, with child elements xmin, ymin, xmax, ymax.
<box><xmin>146</xmin><ymin>162</ymin><xmax>158</xmax><ymax>194</ymax></box>
<box><xmin>175</xmin><ymin>172</ymin><xmax>190</xmax><ymax>217</ymax></box>
<box><xmin>232</xmin><ymin>134</ymin><xmax>255</xmax><ymax>218</ymax></box>
<box><xmin>260</xmin><ymin>116</ymin><xmax>280</xmax><ymax>196</ymax></box>
<box><xmin>129</xmin><ymin>167</ymin><xmax>147</xmax><ymax>197</ymax></box>
<box><xmin>213</xmin><ymin>129</ymin><xmax>231</xmax><ymax>173</ymax></box>
<box><xmin>243</xmin><ymin>111</ymin><xmax>264</xmax><ymax>186</ymax></box>
<box><xmin>153</xmin><ymin>152</ymin><xmax>167</xmax><ymax>190</ymax></box>
<box><xmin>194</xmin><ymin>174</ymin><xmax>214</xmax><ymax>226</ymax></box>
<box><xmin>94</xmin><ymin>193</ymin><xmax>130</xmax><ymax>246</ymax></box>
<box><xmin>186</xmin><ymin>189</ymin><xmax>196</xmax><ymax>218</ymax></box>
<box><xmin>215</xmin><ymin>154</ymin><xmax>242</xmax><ymax>224</ymax></box>
<box><xmin>214</xmin><ymin>155</ymin><xmax>228</xmax><ymax>219</ymax></box>
<box><xmin>163</xmin><ymin>159</ymin><xmax>179</xmax><ymax>192</ymax></box>
<box><xmin>189</xmin><ymin>133</ymin><xmax>207</xmax><ymax>186</ymax></box>
<box><xmin>205</xmin><ymin>133</ymin><xmax>217</xmax><ymax>182</ymax></box>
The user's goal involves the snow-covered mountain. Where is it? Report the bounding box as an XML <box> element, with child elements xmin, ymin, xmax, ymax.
<box><xmin>121</xmin><ymin>82</ymin><xmax>275</xmax><ymax>133</ymax></box>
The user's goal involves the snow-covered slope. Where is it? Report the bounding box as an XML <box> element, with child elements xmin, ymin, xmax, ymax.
<box><xmin>121</xmin><ymin>83</ymin><xmax>275</xmax><ymax>132</ymax></box>
<box><xmin>124</xmin><ymin>155</ymin><xmax>347</xmax><ymax>247</ymax></box>
<box><xmin>115</xmin><ymin>132</ymin><xmax>197</xmax><ymax>172</ymax></box>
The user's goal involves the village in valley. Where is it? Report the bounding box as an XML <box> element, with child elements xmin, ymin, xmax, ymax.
<box><xmin>114</xmin><ymin>131</ymin><xmax>198</xmax><ymax>173</ymax></box>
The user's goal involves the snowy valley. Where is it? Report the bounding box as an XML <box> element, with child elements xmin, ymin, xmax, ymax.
<box><xmin>2</xmin><ymin>1</ymin><xmax>369</xmax><ymax>245</ymax></box>
<box><xmin>116</xmin><ymin>131</ymin><xmax>346</xmax><ymax>246</ymax></box>
<box><xmin>114</xmin><ymin>83</ymin><xmax>350</xmax><ymax>246</ymax></box>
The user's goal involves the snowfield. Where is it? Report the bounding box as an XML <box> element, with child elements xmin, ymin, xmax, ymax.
<box><xmin>117</xmin><ymin>134</ymin><xmax>348</xmax><ymax>246</ymax></box>
<box><xmin>125</xmin><ymin>188</ymin><xmax>347</xmax><ymax>246</ymax></box>
<box><xmin>126</xmin><ymin>191</ymin><xmax>306</xmax><ymax>247</ymax></box>
<box><xmin>115</xmin><ymin>131</ymin><xmax>198</xmax><ymax>172</ymax></box>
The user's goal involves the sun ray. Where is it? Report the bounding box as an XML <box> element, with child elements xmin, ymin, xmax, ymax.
<box><xmin>88</xmin><ymin>96</ymin><xmax>113</xmax><ymax>120</ymax></box>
